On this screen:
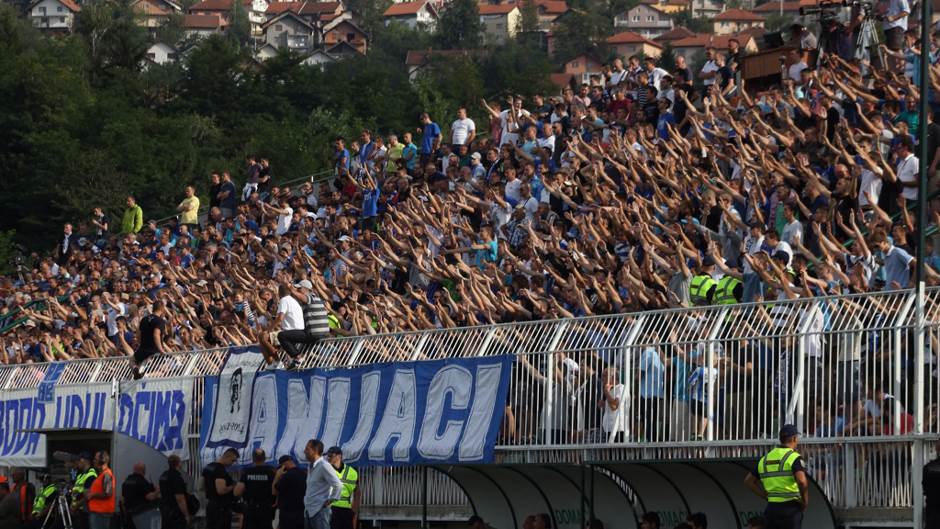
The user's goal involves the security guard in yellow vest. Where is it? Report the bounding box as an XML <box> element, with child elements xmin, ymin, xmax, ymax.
<box><xmin>326</xmin><ymin>446</ymin><xmax>359</xmax><ymax>529</ymax></box>
<box><xmin>744</xmin><ymin>425</ymin><xmax>809</xmax><ymax>529</ymax></box>
<box><xmin>71</xmin><ymin>452</ymin><xmax>98</xmax><ymax>529</ymax></box>
<box><xmin>31</xmin><ymin>475</ymin><xmax>58</xmax><ymax>519</ymax></box>
<box><xmin>689</xmin><ymin>256</ymin><xmax>718</xmax><ymax>306</ymax></box>
<box><xmin>714</xmin><ymin>275</ymin><xmax>742</xmax><ymax>305</ymax></box>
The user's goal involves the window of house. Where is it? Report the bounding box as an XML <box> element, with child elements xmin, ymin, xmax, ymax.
<box><xmin>147</xmin><ymin>52</ymin><xmax>156</xmax><ymax>59</ymax></box>
<box><xmin>275</xmin><ymin>24</ymin><xmax>282</xmax><ymax>31</ymax></box>
<box><xmin>570</xmin><ymin>60</ymin><xmax>578</xmax><ymax>68</ymax></box>
<box><xmin>647</xmin><ymin>15</ymin><xmax>654</xmax><ymax>20</ymax></box>
<box><xmin>38</xmin><ymin>6</ymin><xmax>46</xmax><ymax>13</ymax></box>
<box><xmin>632</xmin><ymin>15</ymin><xmax>639</xmax><ymax>21</ymax></box>
<box><xmin>56</xmin><ymin>6</ymin><xmax>62</xmax><ymax>11</ymax></box>
<box><xmin>59</xmin><ymin>16</ymin><xmax>65</xmax><ymax>22</ymax></box>
<box><xmin>347</xmin><ymin>32</ymin><xmax>355</xmax><ymax>41</ymax></box>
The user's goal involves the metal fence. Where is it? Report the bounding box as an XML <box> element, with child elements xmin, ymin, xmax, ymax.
<box><xmin>1</xmin><ymin>288</ymin><xmax>938</xmax><ymax>516</ymax></box>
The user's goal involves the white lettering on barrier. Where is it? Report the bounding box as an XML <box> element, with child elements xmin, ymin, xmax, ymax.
<box><xmin>417</xmin><ymin>365</ymin><xmax>471</xmax><ymax>460</ymax></box>
<box><xmin>459</xmin><ymin>363</ymin><xmax>503</xmax><ymax>460</ymax></box>
<box><xmin>368</xmin><ymin>369</ymin><xmax>416</xmax><ymax>462</ymax></box>
<box><xmin>343</xmin><ymin>371</ymin><xmax>380</xmax><ymax>463</ymax></box>
<box><xmin>248</xmin><ymin>374</ymin><xmax>279</xmax><ymax>458</ymax></box>
<box><xmin>276</xmin><ymin>376</ymin><xmax>326</xmax><ymax>462</ymax></box>
<box><xmin>321</xmin><ymin>378</ymin><xmax>350</xmax><ymax>450</ymax></box>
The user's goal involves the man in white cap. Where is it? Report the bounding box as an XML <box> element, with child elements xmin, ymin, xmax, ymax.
<box><xmin>260</xmin><ymin>279</ymin><xmax>330</xmax><ymax>369</ymax></box>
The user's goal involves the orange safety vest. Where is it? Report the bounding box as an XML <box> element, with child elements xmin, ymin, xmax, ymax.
<box><xmin>87</xmin><ymin>468</ymin><xmax>115</xmax><ymax>514</ymax></box>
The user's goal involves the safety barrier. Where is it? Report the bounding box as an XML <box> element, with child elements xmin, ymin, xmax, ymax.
<box><xmin>0</xmin><ymin>288</ymin><xmax>937</xmax><ymax>520</ymax></box>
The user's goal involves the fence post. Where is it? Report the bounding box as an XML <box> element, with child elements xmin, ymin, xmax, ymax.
<box><xmin>543</xmin><ymin>321</ymin><xmax>569</xmax><ymax>445</ymax></box>
<box><xmin>893</xmin><ymin>293</ymin><xmax>917</xmax><ymax>435</ymax></box>
<box><xmin>705</xmin><ymin>308</ymin><xmax>729</xmax><ymax>442</ymax></box>
<box><xmin>913</xmin><ymin>284</ymin><xmax>927</xmax><ymax>529</ymax></box>
<box><xmin>612</xmin><ymin>315</ymin><xmax>645</xmax><ymax>444</ymax></box>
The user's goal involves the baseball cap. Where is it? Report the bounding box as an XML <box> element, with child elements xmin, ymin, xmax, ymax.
<box><xmin>294</xmin><ymin>279</ymin><xmax>313</xmax><ymax>289</ymax></box>
<box><xmin>326</xmin><ymin>446</ymin><xmax>343</xmax><ymax>456</ymax></box>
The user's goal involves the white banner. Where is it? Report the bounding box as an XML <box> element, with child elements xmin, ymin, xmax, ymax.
<box><xmin>0</xmin><ymin>384</ymin><xmax>113</xmax><ymax>467</ymax></box>
<box><xmin>116</xmin><ymin>378</ymin><xmax>194</xmax><ymax>459</ymax></box>
<box><xmin>205</xmin><ymin>349</ymin><xmax>265</xmax><ymax>448</ymax></box>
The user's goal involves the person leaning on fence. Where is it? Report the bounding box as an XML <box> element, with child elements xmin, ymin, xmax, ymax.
<box><xmin>744</xmin><ymin>425</ymin><xmax>810</xmax><ymax>529</ymax></box>
<box><xmin>261</xmin><ymin>279</ymin><xmax>330</xmax><ymax>369</ymax></box>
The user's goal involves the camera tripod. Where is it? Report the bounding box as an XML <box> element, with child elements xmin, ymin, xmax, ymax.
<box><xmin>41</xmin><ymin>490</ymin><xmax>73</xmax><ymax>529</ymax></box>
<box><xmin>854</xmin><ymin>14</ymin><xmax>882</xmax><ymax>62</ymax></box>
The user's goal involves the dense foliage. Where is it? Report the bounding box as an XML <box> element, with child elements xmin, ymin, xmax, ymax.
<box><xmin>0</xmin><ymin>3</ymin><xmax>553</xmax><ymax>253</ymax></box>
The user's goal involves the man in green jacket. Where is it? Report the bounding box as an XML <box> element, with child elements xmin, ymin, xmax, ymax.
<box><xmin>121</xmin><ymin>196</ymin><xmax>143</xmax><ymax>234</ymax></box>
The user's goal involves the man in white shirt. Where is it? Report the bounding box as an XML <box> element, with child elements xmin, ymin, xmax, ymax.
<box><xmin>883</xmin><ymin>0</ymin><xmax>910</xmax><ymax>59</ymax></box>
<box><xmin>644</xmin><ymin>57</ymin><xmax>669</xmax><ymax>91</ymax></box>
<box><xmin>785</xmin><ymin>49</ymin><xmax>808</xmax><ymax>83</ymax></box>
<box><xmin>450</xmin><ymin>107</ymin><xmax>476</xmax><ymax>148</ymax></box>
<box><xmin>780</xmin><ymin>203</ymin><xmax>804</xmax><ymax>247</ymax></box>
<box><xmin>537</xmin><ymin>122</ymin><xmax>555</xmax><ymax>154</ymax></box>
<box><xmin>699</xmin><ymin>47</ymin><xmax>720</xmax><ymax>89</ymax></box>
<box><xmin>498</xmin><ymin>97</ymin><xmax>531</xmax><ymax>147</ymax></box>
<box><xmin>895</xmin><ymin>135</ymin><xmax>919</xmax><ymax>200</ymax></box>
<box><xmin>606</xmin><ymin>57</ymin><xmax>628</xmax><ymax>89</ymax></box>
<box><xmin>276</xmin><ymin>283</ymin><xmax>304</xmax><ymax>332</ymax></box>
<box><xmin>261</xmin><ymin>198</ymin><xmax>294</xmax><ymax>236</ymax></box>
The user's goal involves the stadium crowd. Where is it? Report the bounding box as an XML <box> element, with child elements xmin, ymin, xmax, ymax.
<box><xmin>2</xmin><ymin>25</ymin><xmax>940</xmax><ymax>400</ymax></box>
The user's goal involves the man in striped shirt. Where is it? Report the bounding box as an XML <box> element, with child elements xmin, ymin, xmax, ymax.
<box><xmin>260</xmin><ymin>279</ymin><xmax>331</xmax><ymax>369</ymax></box>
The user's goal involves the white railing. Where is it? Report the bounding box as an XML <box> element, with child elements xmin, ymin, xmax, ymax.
<box><xmin>1</xmin><ymin>288</ymin><xmax>938</xmax><ymax>515</ymax></box>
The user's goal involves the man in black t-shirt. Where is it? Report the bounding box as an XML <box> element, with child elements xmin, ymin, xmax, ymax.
<box><xmin>203</xmin><ymin>448</ymin><xmax>238</xmax><ymax>529</ymax></box>
<box><xmin>130</xmin><ymin>301</ymin><xmax>167</xmax><ymax>380</ymax></box>
<box><xmin>122</xmin><ymin>462</ymin><xmax>159</xmax><ymax>529</ymax></box>
<box><xmin>236</xmin><ymin>449</ymin><xmax>275</xmax><ymax>529</ymax></box>
<box><xmin>273</xmin><ymin>456</ymin><xmax>306</xmax><ymax>529</ymax></box>
<box><xmin>159</xmin><ymin>455</ymin><xmax>191</xmax><ymax>528</ymax></box>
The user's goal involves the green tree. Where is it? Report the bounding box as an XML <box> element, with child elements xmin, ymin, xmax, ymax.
<box><xmin>765</xmin><ymin>12</ymin><xmax>796</xmax><ymax>32</ymax></box>
<box><xmin>344</xmin><ymin>0</ymin><xmax>392</xmax><ymax>36</ymax></box>
<box><xmin>672</xmin><ymin>11</ymin><xmax>713</xmax><ymax>33</ymax></box>
<box><xmin>550</xmin><ymin>9</ymin><xmax>610</xmax><ymax>61</ymax></box>
<box><xmin>658</xmin><ymin>42</ymin><xmax>677</xmax><ymax>73</ymax></box>
<box><xmin>519</xmin><ymin>0</ymin><xmax>540</xmax><ymax>34</ymax></box>
<box><xmin>435</xmin><ymin>0</ymin><xmax>482</xmax><ymax>49</ymax></box>
<box><xmin>480</xmin><ymin>40</ymin><xmax>554</xmax><ymax>98</ymax></box>
<box><xmin>74</xmin><ymin>0</ymin><xmax>150</xmax><ymax>83</ymax></box>
<box><xmin>227</xmin><ymin>0</ymin><xmax>252</xmax><ymax>46</ymax></box>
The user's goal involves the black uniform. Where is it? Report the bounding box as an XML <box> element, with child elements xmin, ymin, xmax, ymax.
<box><xmin>202</xmin><ymin>462</ymin><xmax>234</xmax><ymax>529</ymax></box>
<box><xmin>240</xmin><ymin>465</ymin><xmax>275</xmax><ymax>529</ymax></box>
<box><xmin>275</xmin><ymin>468</ymin><xmax>307</xmax><ymax>529</ymax></box>
<box><xmin>122</xmin><ymin>472</ymin><xmax>158</xmax><ymax>516</ymax></box>
<box><xmin>136</xmin><ymin>313</ymin><xmax>165</xmax><ymax>365</ymax></box>
<box><xmin>159</xmin><ymin>467</ymin><xmax>189</xmax><ymax>527</ymax></box>
<box><xmin>925</xmin><ymin>456</ymin><xmax>940</xmax><ymax>527</ymax></box>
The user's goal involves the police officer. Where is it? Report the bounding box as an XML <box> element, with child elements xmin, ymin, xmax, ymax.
<box><xmin>71</xmin><ymin>452</ymin><xmax>98</xmax><ymax>529</ymax></box>
<box><xmin>273</xmin><ymin>456</ymin><xmax>306</xmax><ymax>529</ymax></box>
<box><xmin>714</xmin><ymin>274</ymin><xmax>742</xmax><ymax>306</ymax></box>
<box><xmin>159</xmin><ymin>455</ymin><xmax>193</xmax><ymax>528</ymax></box>
<box><xmin>744</xmin><ymin>425</ymin><xmax>809</xmax><ymax>529</ymax></box>
<box><xmin>924</xmin><ymin>438</ymin><xmax>940</xmax><ymax>527</ymax></box>
<box><xmin>326</xmin><ymin>447</ymin><xmax>359</xmax><ymax>529</ymax></box>
<box><xmin>202</xmin><ymin>448</ymin><xmax>238</xmax><ymax>529</ymax></box>
<box><xmin>236</xmin><ymin>448</ymin><xmax>275</xmax><ymax>529</ymax></box>
<box><xmin>689</xmin><ymin>257</ymin><xmax>718</xmax><ymax>306</ymax></box>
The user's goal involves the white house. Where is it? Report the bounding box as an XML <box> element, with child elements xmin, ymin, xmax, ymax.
<box><xmin>28</xmin><ymin>0</ymin><xmax>80</xmax><ymax>32</ymax></box>
<box><xmin>261</xmin><ymin>10</ymin><xmax>316</xmax><ymax>51</ymax></box>
<box><xmin>382</xmin><ymin>0</ymin><xmax>438</xmax><ymax>30</ymax></box>
<box><xmin>613</xmin><ymin>0</ymin><xmax>673</xmax><ymax>40</ymax></box>
<box><xmin>143</xmin><ymin>42</ymin><xmax>178</xmax><ymax>66</ymax></box>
